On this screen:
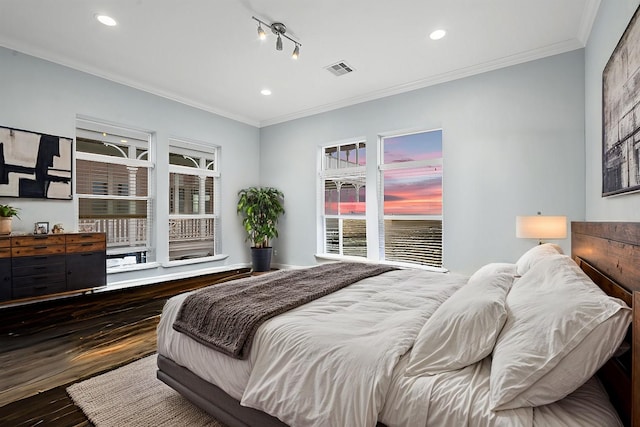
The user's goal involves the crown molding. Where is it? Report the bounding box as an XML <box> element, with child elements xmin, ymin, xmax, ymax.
<box><xmin>576</xmin><ymin>0</ymin><xmax>601</xmax><ymax>45</ymax></box>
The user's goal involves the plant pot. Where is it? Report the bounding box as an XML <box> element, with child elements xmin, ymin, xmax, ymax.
<box><xmin>0</xmin><ymin>217</ymin><xmax>11</xmax><ymax>235</ymax></box>
<box><xmin>251</xmin><ymin>247</ymin><xmax>272</xmax><ymax>272</ymax></box>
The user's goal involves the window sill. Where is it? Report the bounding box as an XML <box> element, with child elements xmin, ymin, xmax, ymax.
<box><xmin>107</xmin><ymin>261</ymin><xmax>161</xmax><ymax>274</ymax></box>
<box><xmin>314</xmin><ymin>253</ymin><xmax>448</xmax><ymax>273</ymax></box>
<box><xmin>162</xmin><ymin>254</ymin><xmax>229</xmax><ymax>268</ymax></box>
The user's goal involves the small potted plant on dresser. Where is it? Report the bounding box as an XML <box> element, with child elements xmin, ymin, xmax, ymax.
<box><xmin>237</xmin><ymin>186</ymin><xmax>285</xmax><ymax>272</ymax></box>
<box><xmin>0</xmin><ymin>204</ymin><xmax>20</xmax><ymax>235</ymax></box>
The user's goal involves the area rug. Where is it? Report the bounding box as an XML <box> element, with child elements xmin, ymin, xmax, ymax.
<box><xmin>67</xmin><ymin>354</ymin><xmax>225</xmax><ymax>427</ymax></box>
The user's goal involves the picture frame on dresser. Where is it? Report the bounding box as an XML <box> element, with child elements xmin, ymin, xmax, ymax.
<box><xmin>34</xmin><ymin>221</ymin><xmax>49</xmax><ymax>235</ymax></box>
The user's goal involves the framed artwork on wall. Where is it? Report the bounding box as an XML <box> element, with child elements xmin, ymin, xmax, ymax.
<box><xmin>0</xmin><ymin>125</ymin><xmax>73</xmax><ymax>200</ymax></box>
<box><xmin>602</xmin><ymin>4</ymin><xmax>640</xmax><ymax>197</ymax></box>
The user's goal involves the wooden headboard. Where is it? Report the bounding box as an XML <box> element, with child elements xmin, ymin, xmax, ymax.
<box><xmin>571</xmin><ymin>222</ymin><xmax>639</xmax><ymax>427</ymax></box>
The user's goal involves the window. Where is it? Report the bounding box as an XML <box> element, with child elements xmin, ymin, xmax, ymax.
<box><xmin>317</xmin><ymin>129</ymin><xmax>443</xmax><ymax>268</ymax></box>
<box><xmin>380</xmin><ymin>130</ymin><xmax>443</xmax><ymax>267</ymax></box>
<box><xmin>320</xmin><ymin>141</ymin><xmax>367</xmax><ymax>257</ymax></box>
<box><xmin>76</xmin><ymin>119</ymin><xmax>154</xmax><ymax>269</ymax></box>
<box><xmin>168</xmin><ymin>140</ymin><xmax>220</xmax><ymax>261</ymax></box>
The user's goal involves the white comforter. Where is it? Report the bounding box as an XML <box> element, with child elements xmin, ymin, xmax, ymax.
<box><xmin>240</xmin><ymin>268</ymin><xmax>465</xmax><ymax>426</ymax></box>
<box><xmin>157</xmin><ymin>267</ymin><xmax>622</xmax><ymax>427</ymax></box>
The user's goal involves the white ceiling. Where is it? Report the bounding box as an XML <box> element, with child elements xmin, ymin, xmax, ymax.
<box><xmin>0</xmin><ymin>0</ymin><xmax>600</xmax><ymax>127</ymax></box>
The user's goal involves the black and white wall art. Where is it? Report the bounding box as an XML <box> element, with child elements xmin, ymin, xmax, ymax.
<box><xmin>0</xmin><ymin>126</ymin><xmax>73</xmax><ymax>199</ymax></box>
<box><xmin>602</xmin><ymin>4</ymin><xmax>640</xmax><ymax>196</ymax></box>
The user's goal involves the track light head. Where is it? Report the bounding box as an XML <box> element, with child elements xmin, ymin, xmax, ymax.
<box><xmin>292</xmin><ymin>44</ymin><xmax>300</xmax><ymax>59</ymax></box>
<box><xmin>257</xmin><ymin>24</ymin><xmax>266</xmax><ymax>40</ymax></box>
<box><xmin>276</xmin><ymin>34</ymin><xmax>283</xmax><ymax>51</ymax></box>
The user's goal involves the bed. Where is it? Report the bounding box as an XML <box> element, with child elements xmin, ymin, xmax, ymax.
<box><xmin>156</xmin><ymin>221</ymin><xmax>639</xmax><ymax>426</ymax></box>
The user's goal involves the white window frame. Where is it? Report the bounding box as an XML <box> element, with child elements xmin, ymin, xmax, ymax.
<box><xmin>318</xmin><ymin>140</ymin><xmax>367</xmax><ymax>257</ymax></box>
<box><xmin>316</xmin><ymin>129</ymin><xmax>445</xmax><ymax>271</ymax></box>
<box><xmin>165</xmin><ymin>138</ymin><xmax>222</xmax><ymax>266</ymax></box>
<box><xmin>75</xmin><ymin>118</ymin><xmax>156</xmax><ymax>272</ymax></box>
<box><xmin>378</xmin><ymin>129</ymin><xmax>444</xmax><ymax>269</ymax></box>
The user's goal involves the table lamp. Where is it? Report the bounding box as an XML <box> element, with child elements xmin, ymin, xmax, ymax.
<box><xmin>516</xmin><ymin>213</ymin><xmax>567</xmax><ymax>245</ymax></box>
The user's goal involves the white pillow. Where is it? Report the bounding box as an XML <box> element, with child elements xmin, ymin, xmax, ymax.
<box><xmin>405</xmin><ymin>265</ymin><xmax>514</xmax><ymax>376</ymax></box>
<box><xmin>490</xmin><ymin>254</ymin><xmax>631</xmax><ymax>410</ymax></box>
<box><xmin>515</xmin><ymin>243</ymin><xmax>563</xmax><ymax>275</ymax></box>
<box><xmin>468</xmin><ymin>262</ymin><xmax>517</xmax><ymax>283</ymax></box>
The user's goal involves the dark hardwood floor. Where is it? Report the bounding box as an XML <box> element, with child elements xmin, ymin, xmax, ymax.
<box><xmin>0</xmin><ymin>268</ymin><xmax>250</xmax><ymax>427</ymax></box>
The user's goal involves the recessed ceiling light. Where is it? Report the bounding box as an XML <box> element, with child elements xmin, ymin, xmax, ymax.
<box><xmin>95</xmin><ymin>14</ymin><xmax>117</xmax><ymax>27</ymax></box>
<box><xmin>261</xmin><ymin>89</ymin><xmax>272</xmax><ymax>96</ymax></box>
<box><xmin>429</xmin><ymin>29</ymin><xmax>446</xmax><ymax>40</ymax></box>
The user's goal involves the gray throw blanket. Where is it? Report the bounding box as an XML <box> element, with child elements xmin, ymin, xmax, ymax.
<box><xmin>172</xmin><ymin>262</ymin><xmax>397</xmax><ymax>359</ymax></box>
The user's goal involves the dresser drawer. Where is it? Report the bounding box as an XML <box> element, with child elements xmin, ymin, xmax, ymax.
<box><xmin>13</xmin><ymin>273</ymin><xmax>67</xmax><ymax>289</ymax></box>
<box><xmin>66</xmin><ymin>233</ymin><xmax>105</xmax><ymax>245</ymax></box>
<box><xmin>12</xmin><ymin>254</ymin><xmax>65</xmax><ymax>268</ymax></box>
<box><xmin>12</xmin><ymin>235</ymin><xmax>65</xmax><ymax>246</ymax></box>
<box><xmin>12</xmin><ymin>281</ymin><xmax>67</xmax><ymax>299</ymax></box>
<box><xmin>13</xmin><ymin>258</ymin><xmax>66</xmax><ymax>279</ymax></box>
<box><xmin>0</xmin><ymin>247</ymin><xmax>11</xmax><ymax>258</ymax></box>
<box><xmin>0</xmin><ymin>238</ymin><xmax>10</xmax><ymax>248</ymax></box>
<box><xmin>12</xmin><ymin>244</ymin><xmax>65</xmax><ymax>257</ymax></box>
<box><xmin>66</xmin><ymin>241</ymin><xmax>106</xmax><ymax>253</ymax></box>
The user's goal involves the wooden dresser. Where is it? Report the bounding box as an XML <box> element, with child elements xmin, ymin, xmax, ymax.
<box><xmin>0</xmin><ymin>232</ymin><xmax>106</xmax><ymax>303</ymax></box>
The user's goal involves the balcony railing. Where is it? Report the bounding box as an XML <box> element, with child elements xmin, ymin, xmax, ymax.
<box><xmin>79</xmin><ymin>217</ymin><xmax>216</xmax><ymax>261</ymax></box>
<box><xmin>169</xmin><ymin>217</ymin><xmax>215</xmax><ymax>260</ymax></box>
<box><xmin>79</xmin><ymin>218</ymin><xmax>147</xmax><ymax>248</ymax></box>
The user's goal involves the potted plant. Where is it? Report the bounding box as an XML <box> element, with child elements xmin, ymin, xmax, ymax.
<box><xmin>0</xmin><ymin>204</ymin><xmax>20</xmax><ymax>235</ymax></box>
<box><xmin>237</xmin><ymin>186</ymin><xmax>285</xmax><ymax>272</ymax></box>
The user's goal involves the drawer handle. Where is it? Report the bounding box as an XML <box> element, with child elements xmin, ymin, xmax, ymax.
<box><xmin>34</xmin><ymin>286</ymin><xmax>48</xmax><ymax>290</ymax></box>
<box><xmin>34</xmin><ymin>266</ymin><xmax>46</xmax><ymax>270</ymax></box>
<box><xmin>34</xmin><ymin>245</ymin><xmax>48</xmax><ymax>250</ymax></box>
<box><xmin>33</xmin><ymin>275</ymin><xmax>49</xmax><ymax>281</ymax></box>
<box><xmin>81</xmin><ymin>243</ymin><xmax>93</xmax><ymax>246</ymax></box>
<box><xmin>33</xmin><ymin>235</ymin><xmax>49</xmax><ymax>240</ymax></box>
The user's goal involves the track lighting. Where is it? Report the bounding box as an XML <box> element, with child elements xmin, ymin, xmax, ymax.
<box><xmin>252</xmin><ymin>16</ymin><xmax>302</xmax><ymax>59</ymax></box>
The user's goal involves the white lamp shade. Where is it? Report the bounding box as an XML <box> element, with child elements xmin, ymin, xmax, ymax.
<box><xmin>516</xmin><ymin>215</ymin><xmax>567</xmax><ymax>239</ymax></box>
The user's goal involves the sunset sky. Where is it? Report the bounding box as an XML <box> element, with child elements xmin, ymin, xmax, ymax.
<box><xmin>383</xmin><ymin>130</ymin><xmax>442</xmax><ymax>215</ymax></box>
<box><xmin>325</xmin><ymin>130</ymin><xmax>442</xmax><ymax>216</ymax></box>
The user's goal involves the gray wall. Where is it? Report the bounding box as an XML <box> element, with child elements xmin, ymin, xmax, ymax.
<box><xmin>260</xmin><ymin>50</ymin><xmax>586</xmax><ymax>275</ymax></box>
<box><xmin>585</xmin><ymin>0</ymin><xmax>640</xmax><ymax>219</ymax></box>
<box><xmin>0</xmin><ymin>47</ymin><xmax>260</xmax><ymax>285</ymax></box>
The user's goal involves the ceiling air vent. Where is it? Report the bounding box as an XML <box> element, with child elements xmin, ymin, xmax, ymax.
<box><xmin>325</xmin><ymin>61</ymin><xmax>355</xmax><ymax>77</ymax></box>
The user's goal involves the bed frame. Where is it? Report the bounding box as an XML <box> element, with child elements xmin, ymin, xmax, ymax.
<box><xmin>571</xmin><ymin>222</ymin><xmax>639</xmax><ymax>427</ymax></box>
<box><xmin>157</xmin><ymin>221</ymin><xmax>639</xmax><ymax>427</ymax></box>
